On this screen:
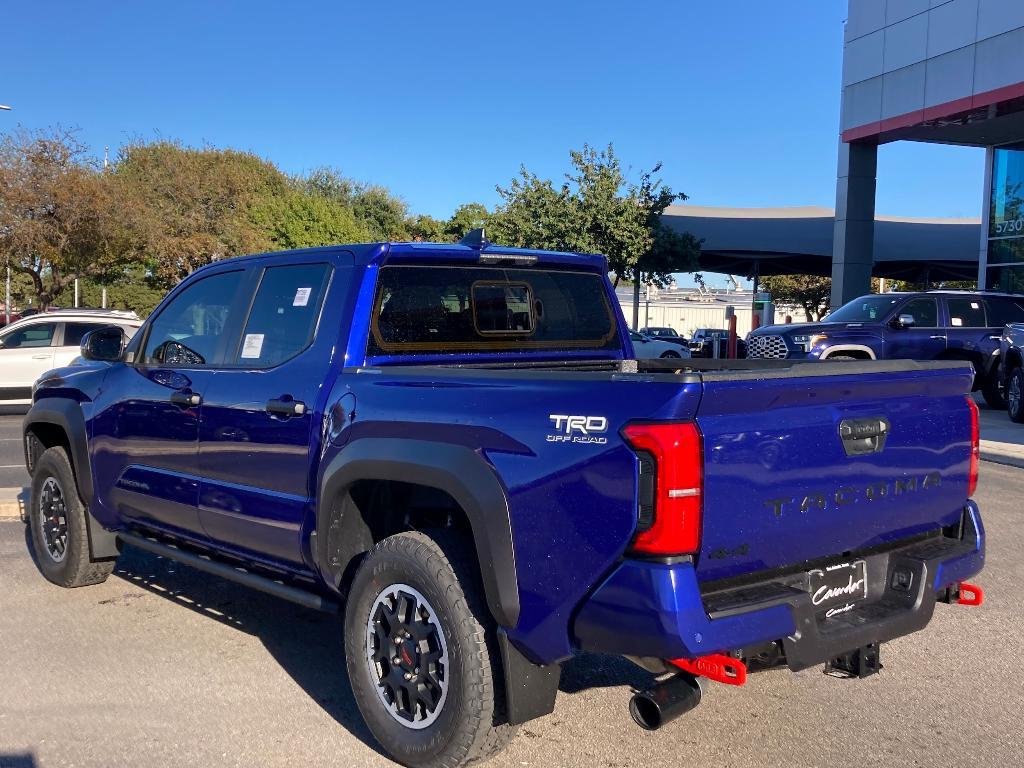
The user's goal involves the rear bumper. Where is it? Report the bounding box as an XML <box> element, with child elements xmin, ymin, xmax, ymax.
<box><xmin>573</xmin><ymin>502</ymin><xmax>985</xmax><ymax>669</ymax></box>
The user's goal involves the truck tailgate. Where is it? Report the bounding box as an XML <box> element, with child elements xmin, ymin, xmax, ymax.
<box><xmin>695</xmin><ymin>361</ymin><xmax>975</xmax><ymax>583</ymax></box>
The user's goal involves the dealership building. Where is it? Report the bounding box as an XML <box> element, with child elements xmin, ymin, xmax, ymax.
<box><xmin>834</xmin><ymin>0</ymin><xmax>1024</xmax><ymax>304</ymax></box>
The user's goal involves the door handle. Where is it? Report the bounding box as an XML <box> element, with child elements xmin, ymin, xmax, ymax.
<box><xmin>930</xmin><ymin>335</ymin><xmax>946</xmax><ymax>340</ymax></box>
<box><xmin>266</xmin><ymin>398</ymin><xmax>306</xmax><ymax>418</ymax></box>
<box><xmin>31</xmin><ymin>354</ymin><xmax>51</xmax><ymax>359</ymax></box>
<box><xmin>170</xmin><ymin>391</ymin><xmax>202</xmax><ymax>409</ymax></box>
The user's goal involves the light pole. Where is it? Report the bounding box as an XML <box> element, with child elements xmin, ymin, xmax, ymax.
<box><xmin>2</xmin><ymin>103</ymin><xmax>10</xmax><ymax>324</ymax></box>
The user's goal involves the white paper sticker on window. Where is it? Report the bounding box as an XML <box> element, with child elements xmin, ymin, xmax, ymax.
<box><xmin>293</xmin><ymin>287</ymin><xmax>312</xmax><ymax>307</ymax></box>
<box><xmin>241</xmin><ymin>333</ymin><xmax>265</xmax><ymax>358</ymax></box>
<box><xmin>971</xmin><ymin>302</ymin><xmax>979</xmax><ymax>309</ymax></box>
<box><xmin>951</xmin><ymin>318</ymin><xmax>963</xmax><ymax>327</ymax></box>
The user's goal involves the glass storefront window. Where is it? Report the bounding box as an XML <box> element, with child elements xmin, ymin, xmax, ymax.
<box><xmin>991</xmin><ymin>146</ymin><xmax>1024</xmax><ymax>237</ymax></box>
<box><xmin>987</xmin><ymin>237</ymin><xmax>1024</xmax><ymax>265</ymax></box>
<box><xmin>987</xmin><ymin>265</ymin><xmax>1024</xmax><ymax>293</ymax></box>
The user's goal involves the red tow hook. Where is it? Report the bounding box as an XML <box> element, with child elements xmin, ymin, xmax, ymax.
<box><xmin>956</xmin><ymin>582</ymin><xmax>984</xmax><ymax>606</ymax></box>
<box><xmin>669</xmin><ymin>654</ymin><xmax>747</xmax><ymax>686</ymax></box>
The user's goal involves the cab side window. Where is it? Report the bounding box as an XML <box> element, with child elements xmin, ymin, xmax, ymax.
<box><xmin>234</xmin><ymin>263</ymin><xmax>332</xmax><ymax>368</ymax></box>
<box><xmin>946</xmin><ymin>298</ymin><xmax>987</xmax><ymax>328</ymax></box>
<box><xmin>0</xmin><ymin>322</ymin><xmax>57</xmax><ymax>349</ymax></box>
<box><xmin>142</xmin><ymin>271</ymin><xmax>244</xmax><ymax>367</ymax></box>
<box><xmin>900</xmin><ymin>298</ymin><xmax>938</xmax><ymax>328</ymax></box>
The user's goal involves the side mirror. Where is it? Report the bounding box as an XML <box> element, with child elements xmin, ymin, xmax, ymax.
<box><xmin>80</xmin><ymin>326</ymin><xmax>126</xmax><ymax>362</ymax></box>
<box><xmin>893</xmin><ymin>314</ymin><xmax>916</xmax><ymax>329</ymax></box>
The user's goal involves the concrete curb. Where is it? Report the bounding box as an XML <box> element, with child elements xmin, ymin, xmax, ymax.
<box><xmin>981</xmin><ymin>451</ymin><xmax>1024</xmax><ymax>471</ymax></box>
<box><xmin>0</xmin><ymin>488</ymin><xmax>27</xmax><ymax>521</ymax></box>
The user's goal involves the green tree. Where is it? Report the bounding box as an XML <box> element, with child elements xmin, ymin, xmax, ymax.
<box><xmin>489</xmin><ymin>169</ymin><xmax>575</xmax><ymax>251</ymax></box>
<box><xmin>408</xmin><ymin>213</ymin><xmax>447</xmax><ymax>242</ymax></box>
<box><xmin>52</xmin><ymin>265</ymin><xmax>168</xmax><ymax>317</ymax></box>
<box><xmin>297</xmin><ymin>166</ymin><xmax>415</xmax><ymax>241</ymax></box>
<box><xmin>760</xmin><ymin>274</ymin><xmax>834</xmax><ymax>321</ymax></box>
<box><xmin>445</xmin><ymin>202</ymin><xmax>491</xmax><ymax>240</ymax></box>
<box><xmin>251</xmin><ymin>189</ymin><xmax>369</xmax><ymax>250</ymax></box>
<box><xmin>489</xmin><ymin>143</ymin><xmax>697</xmax><ymax>284</ymax></box>
<box><xmin>115</xmin><ymin>140</ymin><xmax>288</xmax><ymax>285</ymax></box>
<box><xmin>0</xmin><ymin>127</ymin><xmax>141</xmax><ymax>307</ymax></box>
<box><xmin>352</xmin><ymin>185</ymin><xmax>410</xmax><ymax>240</ymax></box>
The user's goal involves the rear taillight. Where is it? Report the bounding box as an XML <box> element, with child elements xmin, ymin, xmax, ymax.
<box><xmin>967</xmin><ymin>395</ymin><xmax>979</xmax><ymax>497</ymax></box>
<box><xmin>622</xmin><ymin>422</ymin><xmax>703</xmax><ymax>556</ymax></box>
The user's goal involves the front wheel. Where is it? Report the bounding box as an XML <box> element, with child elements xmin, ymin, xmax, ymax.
<box><xmin>659</xmin><ymin>350</ymin><xmax>681</xmax><ymax>359</ymax></box>
<box><xmin>1008</xmin><ymin>367</ymin><xmax>1024</xmax><ymax>423</ymax></box>
<box><xmin>28</xmin><ymin>447</ymin><xmax>115</xmax><ymax>587</ymax></box>
<box><xmin>982</xmin><ymin>372</ymin><xmax>1007</xmax><ymax>409</ymax></box>
<box><xmin>344</xmin><ymin>531</ymin><xmax>516</xmax><ymax>768</ymax></box>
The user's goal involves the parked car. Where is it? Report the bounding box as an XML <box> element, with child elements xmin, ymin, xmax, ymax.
<box><xmin>689</xmin><ymin>327</ymin><xmax>747</xmax><ymax>358</ymax></box>
<box><xmin>747</xmin><ymin>290</ymin><xmax>1024</xmax><ymax>408</ymax></box>
<box><xmin>629</xmin><ymin>330</ymin><xmax>691</xmax><ymax>359</ymax></box>
<box><xmin>0</xmin><ymin>309</ymin><xmax>141</xmax><ymax>406</ymax></box>
<box><xmin>999</xmin><ymin>322</ymin><xmax>1024</xmax><ymax>421</ymax></box>
<box><xmin>22</xmin><ymin>239</ymin><xmax>984</xmax><ymax>768</ymax></box>
<box><xmin>640</xmin><ymin>326</ymin><xmax>689</xmax><ymax>346</ymax></box>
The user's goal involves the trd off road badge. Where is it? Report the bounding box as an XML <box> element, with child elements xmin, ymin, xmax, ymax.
<box><xmin>547</xmin><ymin>414</ymin><xmax>609</xmax><ymax>445</ymax></box>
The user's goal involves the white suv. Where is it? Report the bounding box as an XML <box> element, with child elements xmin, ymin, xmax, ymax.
<box><xmin>0</xmin><ymin>310</ymin><xmax>142</xmax><ymax>405</ymax></box>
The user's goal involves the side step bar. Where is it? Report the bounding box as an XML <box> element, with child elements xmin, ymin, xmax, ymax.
<box><xmin>119</xmin><ymin>532</ymin><xmax>339</xmax><ymax>613</ymax></box>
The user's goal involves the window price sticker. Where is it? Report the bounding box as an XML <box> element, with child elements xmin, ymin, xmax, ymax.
<box><xmin>293</xmin><ymin>287</ymin><xmax>312</xmax><ymax>307</ymax></box>
<box><xmin>241</xmin><ymin>333</ymin><xmax>264</xmax><ymax>358</ymax></box>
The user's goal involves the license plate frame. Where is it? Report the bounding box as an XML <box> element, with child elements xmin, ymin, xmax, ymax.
<box><xmin>808</xmin><ymin>559</ymin><xmax>868</xmax><ymax>615</ymax></box>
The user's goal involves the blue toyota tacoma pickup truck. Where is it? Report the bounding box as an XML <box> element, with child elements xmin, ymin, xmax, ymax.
<box><xmin>747</xmin><ymin>290</ymin><xmax>1024</xmax><ymax>408</ymax></box>
<box><xmin>23</xmin><ymin>236</ymin><xmax>985</xmax><ymax>767</ymax></box>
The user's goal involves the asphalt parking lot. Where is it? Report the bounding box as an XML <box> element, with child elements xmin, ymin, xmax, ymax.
<box><xmin>0</xmin><ymin>461</ymin><xmax>1021</xmax><ymax>768</ymax></box>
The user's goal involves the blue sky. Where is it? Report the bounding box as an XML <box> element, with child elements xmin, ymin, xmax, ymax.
<box><xmin>4</xmin><ymin>1</ymin><xmax>985</xmax><ymax>227</ymax></box>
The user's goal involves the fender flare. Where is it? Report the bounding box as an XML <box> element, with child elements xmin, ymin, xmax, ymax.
<box><xmin>24</xmin><ymin>398</ymin><xmax>93</xmax><ymax>500</ymax></box>
<box><xmin>23</xmin><ymin>398</ymin><xmax>119</xmax><ymax>559</ymax></box>
<box><xmin>820</xmin><ymin>344</ymin><xmax>876</xmax><ymax>360</ymax></box>
<box><xmin>317</xmin><ymin>438</ymin><xmax>520</xmax><ymax>628</ymax></box>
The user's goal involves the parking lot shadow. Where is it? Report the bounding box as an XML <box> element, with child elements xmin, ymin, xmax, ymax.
<box><xmin>35</xmin><ymin>538</ymin><xmax>651</xmax><ymax>752</ymax></box>
<box><xmin>0</xmin><ymin>753</ymin><xmax>37</xmax><ymax>768</ymax></box>
<box><xmin>109</xmin><ymin>544</ymin><xmax>383</xmax><ymax>757</ymax></box>
<box><xmin>558</xmin><ymin>652</ymin><xmax>656</xmax><ymax>694</ymax></box>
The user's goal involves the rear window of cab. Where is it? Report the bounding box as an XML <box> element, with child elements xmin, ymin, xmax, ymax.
<box><xmin>367</xmin><ymin>265</ymin><xmax>619</xmax><ymax>355</ymax></box>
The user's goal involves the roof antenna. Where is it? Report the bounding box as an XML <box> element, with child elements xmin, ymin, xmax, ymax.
<box><xmin>459</xmin><ymin>228</ymin><xmax>490</xmax><ymax>250</ymax></box>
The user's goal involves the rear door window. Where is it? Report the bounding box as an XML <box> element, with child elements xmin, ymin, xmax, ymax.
<box><xmin>63</xmin><ymin>322</ymin><xmax>114</xmax><ymax>347</ymax></box>
<box><xmin>946</xmin><ymin>298</ymin><xmax>987</xmax><ymax>328</ymax></box>
<box><xmin>369</xmin><ymin>266</ymin><xmax>619</xmax><ymax>355</ymax></box>
<box><xmin>986</xmin><ymin>298</ymin><xmax>1024</xmax><ymax>326</ymax></box>
<box><xmin>234</xmin><ymin>263</ymin><xmax>332</xmax><ymax>367</ymax></box>
<box><xmin>0</xmin><ymin>322</ymin><xmax>57</xmax><ymax>349</ymax></box>
<box><xmin>899</xmin><ymin>298</ymin><xmax>938</xmax><ymax>328</ymax></box>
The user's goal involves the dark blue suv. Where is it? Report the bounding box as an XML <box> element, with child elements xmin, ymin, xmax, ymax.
<box><xmin>747</xmin><ymin>291</ymin><xmax>1024</xmax><ymax>407</ymax></box>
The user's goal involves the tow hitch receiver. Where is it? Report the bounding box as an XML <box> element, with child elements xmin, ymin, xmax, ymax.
<box><xmin>824</xmin><ymin>643</ymin><xmax>882</xmax><ymax>679</ymax></box>
<box><xmin>956</xmin><ymin>582</ymin><xmax>984</xmax><ymax>606</ymax></box>
<box><xmin>669</xmin><ymin>654</ymin><xmax>747</xmax><ymax>686</ymax></box>
<box><xmin>939</xmin><ymin>581</ymin><xmax>985</xmax><ymax>605</ymax></box>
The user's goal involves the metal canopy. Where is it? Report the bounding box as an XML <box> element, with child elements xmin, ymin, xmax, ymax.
<box><xmin>661</xmin><ymin>205</ymin><xmax>981</xmax><ymax>282</ymax></box>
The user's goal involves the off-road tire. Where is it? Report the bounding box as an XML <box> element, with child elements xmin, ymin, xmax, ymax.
<box><xmin>344</xmin><ymin>530</ymin><xmax>517</xmax><ymax>768</ymax></box>
<box><xmin>826</xmin><ymin>354</ymin><xmax>859</xmax><ymax>361</ymax></box>
<box><xmin>1008</xmin><ymin>366</ymin><xmax>1024</xmax><ymax>423</ymax></box>
<box><xmin>981</xmin><ymin>371</ymin><xmax>1007</xmax><ymax>409</ymax></box>
<box><xmin>28</xmin><ymin>447</ymin><xmax>115</xmax><ymax>587</ymax></box>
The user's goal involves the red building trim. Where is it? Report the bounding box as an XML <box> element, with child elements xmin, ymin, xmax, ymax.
<box><xmin>841</xmin><ymin>80</ymin><xmax>1024</xmax><ymax>143</ymax></box>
